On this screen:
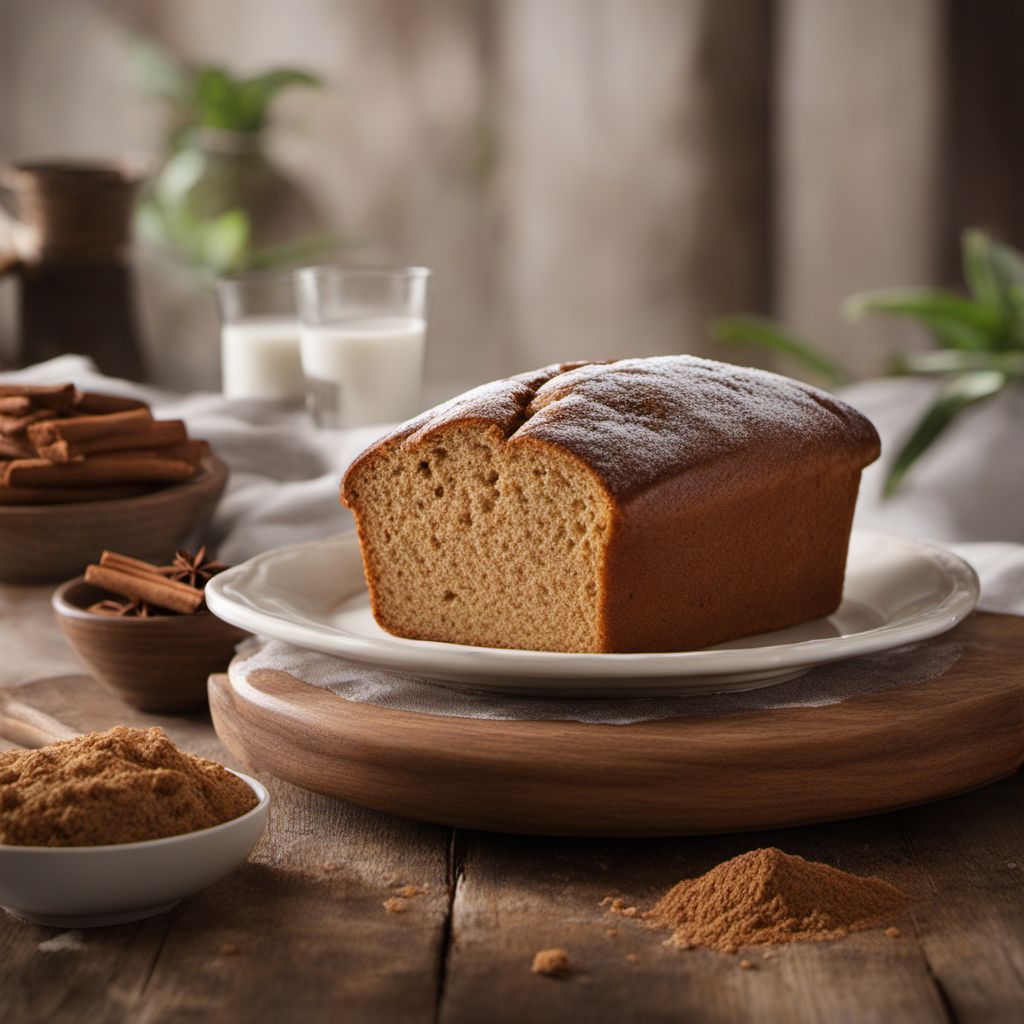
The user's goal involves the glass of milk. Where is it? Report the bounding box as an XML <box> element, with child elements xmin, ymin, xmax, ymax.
<box><xmin>215</xmin><ymin>273</ymin><xmax>304</xmax><ymax>401</ymax></box>
<box><xmin>293</xmin><ymin>266</ymin><xmax>431</xmax><ymax>428</ymax></box>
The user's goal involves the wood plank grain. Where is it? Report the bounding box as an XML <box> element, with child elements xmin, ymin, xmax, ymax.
<box><xmin>1</xmin><ymin>662</ymin><xmax>1021</xmax><ymax>1022</ymax></box>
<box><xmin>898</xmin><ymin>774</ymin><xmax>1024</xmax><ymax>1023</ymax></box>
<box><xmin>438</xmin><ymin>812</ymin><xmax>956</xmax><ymax>1024</ymax></box>
<box><xmin>0</xmin><ymin>674</ymin><xmax>452</xmax><ymax>1024</ymax></box>
<box><xmin>211</xmin><ymin>613</ymin><xmax>1024</xmax><ymax>836</ymax></box>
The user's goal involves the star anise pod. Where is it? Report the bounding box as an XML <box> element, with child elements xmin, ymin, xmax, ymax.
<box><xmin>160</xmin><ymin>546</ymin><xmax>229</xmax><ymax>589</ymax></box>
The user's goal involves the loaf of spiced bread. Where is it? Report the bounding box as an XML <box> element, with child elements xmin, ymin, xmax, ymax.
<box><xmin>340</xmin><ymin>356</ymin><xmax>880</xmax><ymax>653</ymax></box>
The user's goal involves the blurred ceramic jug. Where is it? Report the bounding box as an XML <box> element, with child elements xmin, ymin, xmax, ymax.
<box><xmin>0</xmin><ymin>159</ymin><xmax>147</xmax><ymax>379</ymax></box>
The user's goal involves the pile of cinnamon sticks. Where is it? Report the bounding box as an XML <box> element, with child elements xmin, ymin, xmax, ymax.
<box><xmin>0</xmin><ymin>383</ymin><xmax>210</xmax><ymax>505</ymax></box>
<box><xmin>85</xmin><ymin>548</ymin><xmax>227</xmax><ymax>618</ymax></box>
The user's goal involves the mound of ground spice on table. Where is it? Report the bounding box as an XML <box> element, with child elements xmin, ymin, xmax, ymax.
<box><xmin>648</xmin><ymin>848</ymin><xmax>909</xmax><ymax>954</ymax></box>
<box><xmin>0</xmin><ymin>726</ymin><xmax>257</xmax><ymax>846</ymax></box>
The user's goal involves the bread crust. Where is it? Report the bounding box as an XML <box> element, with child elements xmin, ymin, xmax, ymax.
<box><xmin>341</xmin><ymin>356</ymin><xmax>881</xmax><ymax>652</ymax></box>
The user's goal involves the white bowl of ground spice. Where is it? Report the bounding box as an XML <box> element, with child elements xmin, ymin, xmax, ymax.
<box><xmin>0</xmin><ymin>726</ymin><xmax>269</xmax><ymax>927</ymax></box>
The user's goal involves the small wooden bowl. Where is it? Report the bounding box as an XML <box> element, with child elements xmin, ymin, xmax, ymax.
<box><xmin>52</xmin><ymin>577</ymin><xmax>249</xmax><ymax>713</ymax></box>
<box><xmin>0</xmin><ymin>455</ymin><xmax>228</xmax><ymax>585</ymax></box>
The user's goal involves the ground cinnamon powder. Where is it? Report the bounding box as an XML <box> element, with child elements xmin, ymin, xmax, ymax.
<box><xmin>648</xmin><ymin>848</ymin><xmax>909</xmax><ymax>954</ymax></box>
<box><xmin>0</xmin><ymin>726</ymin><xmax>257</xmax><ymax>846</ymax></box>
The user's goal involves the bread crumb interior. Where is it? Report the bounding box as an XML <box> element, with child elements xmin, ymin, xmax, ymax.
<box><xmin>348</xmin><ymin>425</ymin><xmax>610</xmax><ymax>652</ymax></box>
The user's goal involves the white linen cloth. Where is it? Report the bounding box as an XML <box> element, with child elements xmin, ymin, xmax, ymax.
<box><xmin>230</xmin><ymin>633</ymin><xmax>967</xmax><ymax>725</ymax></box>
<box><xmin>4</xmin><ymin>356</ymin><xmax>1022</xmax><ymax>723</ymax></box>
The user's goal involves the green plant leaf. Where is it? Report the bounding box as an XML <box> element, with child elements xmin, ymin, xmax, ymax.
<box><xmin>711</xmin><ymin>315</ymin><xmax>851</xmax><ymax>388</ymax></box>
<box><xmin>186</xmin><ymin>66</ymin><xmax>321</xmax><ymax>133</ymax></box>
<box><xmin>961</xmin><ymin>229</ymin><xmax>1024</xmax><ymax>349</ymax></box>
<box><xmin>194</xmin><ymin>66</ymin><xmax>245</xmax><ymax>130</ymax></box>
<box><xmin>235</xmin><ymin>69</ymin><xmax>322</xmax><ymax>132</ymax></box>
<box><xmin>889</xmin><ymin>350</ymin><xmax>1024</xmax><ymax>376</ymax></box>
<box><xmin>843</xmin><ymin>288</ymin><xmax>999</xmax><ymax>351</ymax></box>
<box><xmin>1003</xmin><ymin>284</ymin><xmax>1024</xmax><ymax>350</ymax></box>
<box><xmin>963</xmin><ymin>228</ymin><xmax>1024</xmax><ymax>303</ymax></box>
<box><xmin>884</xmin><ymin>369</ymin><xmax>1008</xmax><ymax>497</ymax></box>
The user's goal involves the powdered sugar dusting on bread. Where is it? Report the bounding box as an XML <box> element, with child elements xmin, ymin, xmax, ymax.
<box><xmin>342</xmin><ymin>356</ymin><xmax>879</xmax><ymax>502</ymax></box>
<box><xmin>516</xmin><ymin>357</ymin><xmax>879</xmax><ymax>496</ymax></box>
<box><xmin>404</xmin><ymin>364</ymin><xmax>579</xmax><ymax>443</ymax></box>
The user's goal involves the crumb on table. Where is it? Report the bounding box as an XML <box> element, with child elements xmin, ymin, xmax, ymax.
<box><xmin>531</xmin><ymin>948</ymin><xmax>571</xmax><ymax>978</ymax></box>
<box><xmin>396</xmin><ymin>884</ymin><xmax>426</xmax><ymax>898</ymax></box>
<box><xmin>604</xmin><ymin>896</ymin><xmax>639</xmax><ymax>918</ymax></box>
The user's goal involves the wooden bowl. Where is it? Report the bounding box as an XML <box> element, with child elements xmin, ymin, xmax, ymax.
<box><xmin>52</xmin><ymin>577</ymin><xmax>249</xmax><ymax>713</ymax></box>
<box><xmin>0</xmin><ymin>455</ymin><xmax>228</xmax><ymax>584</ymax></box>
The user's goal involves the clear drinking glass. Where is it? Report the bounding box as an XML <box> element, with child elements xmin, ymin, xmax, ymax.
<box><xmin>215</xmin><ymin>272</ymin><xmax>304</xmax><ymax>400</ymax></box>
<box><xmin>293</xmin><ymin>265</ymin><xmax>431</xmax><ymax>428</ymax></box>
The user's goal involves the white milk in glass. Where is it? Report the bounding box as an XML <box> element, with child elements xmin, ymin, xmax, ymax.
<box><xmin>300</xmin><ymin>316</ymin><xmax>426</xmax><ymax>427</ymax></box>
<box><xmin>220</xmin><ymin>317</ymin><xmax>304</xmax><ymax>400</ymax></box>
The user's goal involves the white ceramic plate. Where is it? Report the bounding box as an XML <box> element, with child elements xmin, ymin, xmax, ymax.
<box><xmin>205</xmin><ymin>530</ymin><xmax>979</xmax><ymax>697</ymax></box>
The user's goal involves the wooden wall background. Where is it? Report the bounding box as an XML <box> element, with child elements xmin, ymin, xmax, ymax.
<box><xmin>0</xmin><ymin>0</ymin><xmax>1022</xmax><ymax>391</ymax></box>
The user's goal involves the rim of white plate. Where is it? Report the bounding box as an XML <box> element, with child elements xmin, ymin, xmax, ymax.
<box><xmin>205</xmin><ymin>531</ymin><xmax>979</xmax><ymax>681</ymax></box>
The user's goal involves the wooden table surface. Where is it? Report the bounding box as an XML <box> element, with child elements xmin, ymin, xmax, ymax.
<box><xmin>2</xmin><ymin>582</ymin><xmax>1023</xmax><ymax>1024</ymax></box>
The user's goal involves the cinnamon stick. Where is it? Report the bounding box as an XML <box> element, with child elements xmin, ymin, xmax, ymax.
<box><xmin>0</xmin><ymin>436</ymin><xmax>33</xmax><ymax>460</ymax></box>
<box><xmin>154</xmin><ymin>439</ymin><xmax>210</xmax><ymax>466</ymax></box>
<box><xmin>74</xmin><ymin>392</ymin><xmax>149</xmax><ymax>415</ymax></box>
<box><xmin>35</xmin><ymin>420</ymin><xmax>188</xmax><ymax>464</ymax></box>
<box><xmin>0</xmin><ymin>396</ymin><xmax>33</xmax><ymax>416</ymax></box>
<box><xmin>0</xmin><ymin>409</ymin><xmax>57</xmax><ymax>437</ymax></box>
<box><xmin>2</xmin><ymin>453</ymin><xmax>195</xmax><ymax>488</ymax></box>
<box><xmin>24</xmin><ymin>440</ymin><xmax>79</xmax><ymax>464</ymax></box>
<box><xmin>99</xmin><ymin>550</ymin><xmax>167</xmax><ymax>578</ymax></box>
<box><xmin>27</xmin><ymin>407</ymin><xmax>153</xmax><ymax>447</ymax></box>
<box><xmin>84</xmin><ymin>564</ymin><xmax>205</xmax><ymax>615</ymax></box>
<box><xmin>0</xmin><ymin>383</ymin><xmax>79</xmax><ymax>412</ymax></box>
<box><xmin>0</xmin><ymin>484</ymin><xmax>150</xmax><ymax>505</ymax></box>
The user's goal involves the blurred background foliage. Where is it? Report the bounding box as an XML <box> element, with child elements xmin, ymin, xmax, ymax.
<box><xmin>130</xmin><ymin>36</ymin><xmax>343</xmax><ymax>275</ymax></box>
<box><xmin>715</xmin><ymin>231</ymin><xmax>1024</xmax><ymax>494</ymax></box>
<box><xmin>2</xmin><ymin>0</ymin><xmax>1024</xmax><ymax>402</ymax></box>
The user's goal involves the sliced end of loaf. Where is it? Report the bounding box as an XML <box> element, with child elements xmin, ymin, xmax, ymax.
<box><xmin>344</xmin><ymin>424</ymin><xmax>612</xmax><ymax>652</ymax></box>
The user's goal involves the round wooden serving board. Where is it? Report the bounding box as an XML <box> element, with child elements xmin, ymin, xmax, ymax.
<box><xmin>209</xmin><ymin>612</ymin><xmax>1024</xmax><ymax>836</ymax></box>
